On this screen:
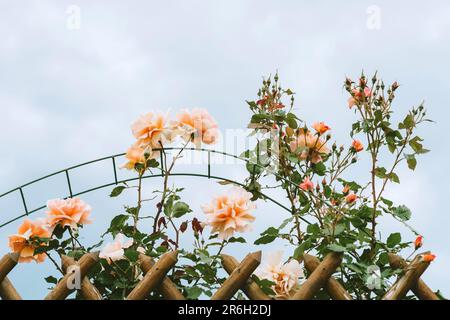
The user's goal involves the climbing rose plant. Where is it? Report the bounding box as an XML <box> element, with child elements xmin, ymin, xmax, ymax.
<box><xmin>6</xmin><ymin>73</ymin><xmax>439</xmax><ymax>300</ymax></box>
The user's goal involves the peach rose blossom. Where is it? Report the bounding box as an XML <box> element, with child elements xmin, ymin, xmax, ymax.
<box><xmin>131</xmin><ymin>112</ymin><xmax>174</xmax><ymax>148</ymax></box>
<box><xmin>123</xmin><ymin>142</ymin><xmax>150</xmax><ymax>169</ymax></box>
<box><xmin>299</xmin><ymin>177</ymin><xmax>314</xmax><ymax>192</ymax></box>
<box><xmin>352</xmin><ymin>140</ymin><xmax>364</xmax><ymax>152</ymax></box>
<box><xmin>201</xmin><ymin>187</ymin><xmax>256</xmax><ymax>240</ymax></box>
<box><xmin>46</xmin><ymin>198</ymin><xmax>92</xmax><ymax>230</ymax></box>
<box><xmin>8</xmin><ymin>219</ymin><xmax>51</xmax><ymax>263</ymax></box>
<box><xmin>100</xmin><ymin>233</ymin><xmax>133</xmax><ymax>263</ymax></box>
<box><xmin>255</xmin><ymin>251</ymin><xmax>303</xmax><ymax>299</ymax></box>
<box><xmin>289</xmin><ymin>129</ymin><xmax>329</xmax><ymax>164</ymax></box>
<box><xmin>312</xmin><ymin>122</ymin><xmax>331</xmax><ymax>135</ymax></box>
<box><xmin>175</xmin><ymin>108</ymin><xmax>219</xmax><ymax>145</ymax></box>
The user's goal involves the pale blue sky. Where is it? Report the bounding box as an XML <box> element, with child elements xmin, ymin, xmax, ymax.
<box><xmin>0</xmin><ymin>0</ymin><xmax>449</xmax><ymax>299</ymax></box>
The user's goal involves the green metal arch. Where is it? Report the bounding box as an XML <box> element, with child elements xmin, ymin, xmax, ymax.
<box><xmin>0</xmin><ymin>148</ymin><xmax>310</xmax><ymax>228</ymax></box>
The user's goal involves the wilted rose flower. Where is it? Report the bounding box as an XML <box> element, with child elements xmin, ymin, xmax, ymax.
<box><xmin>175</xmin><ymin>108</ymin><xmax>219</xmax><ymax>145</ymax></box>
<box><xmin>46</xmin><ymin>198</ymin><xmax>92</xmax><ymax>230</ymax></box>
<box><xmin>99</xmin><ymin>233</ymin><xmax>133</xmax><ymax>263</ymax></box>
<box><xmin>299</xmin><ymin>177</ymin><xmax>314</xmax><ymax>191</ymax></box>
<box><xmin>312</xmin><ymin>122</ymin><xmax>331</xmax><ymax>135</ymax></box>
<box><xmin>255</xmin><ymin>251</ymin><xmax>303</xmax><ymax>299</ymax></box>
<box><xmin>289</xmin><ymin>129</ymin><xmax>329</xmax><ymax>164</ymax></box>
<box><xmin>201</xmin><ymin>187</ymin><xmax>256</xmax><ymax>240</ymax></box>
<box><xmin>8</xmin><ymin>219</ymin><xmax>51</xmax><ymax>263</ymax></box>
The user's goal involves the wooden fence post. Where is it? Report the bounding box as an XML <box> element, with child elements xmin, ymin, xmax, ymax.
<box><xmin>44</xmin><ymin>252</ymin><xmax>100</xmax><ymax>300</ymax></box>
<box><xmin>127</xmin><ymin>251</ymin><xmax>178</xmax><ymax>300</ymax></box>
<box><xmin>0</xmin><ymin>277</ymin><xmax>22</xmax><ymax>300</ymax></box>
<box><xmin>211</xmin><ymin>251</ymin><xmax>261</xmax><ymax>300</ymax></box>
<box><xmin>303</xmin><ymin>254</ymin><xmax>352</xmax><ymax>300</ymax></box>
<box><xmin>383</xmin><ymin>252</ymin><xmax>435</xmax><ymax>300</ymax></box>
<box><xmin>0</xmin><ymin>253</ymin><xmax>19</xmax><ymax>283</ymax></box>
<box><xmin>0</xmin><ymin>253</ymin><xmax>22</xmax><ymax>300</ymax></box>
<box><xmin>221</xmin><ymin>254</ymin><xmax>270</xmax><ymax>300</ymax></box>
<box><xmin>388</xmin><ymin>253</ymin><xmax>439</xmax><ymax>300</ymax></box>
<box><xmin>139</xmin><ymin>254</ymin><xmax>185</xmax><ymax>300</ymax></box>
<box><xmin>61</xmin><ymin>255</ymin><xmax>102</xmax><ymax>300</ymax></box>
<box><xmin>291</xmin><ymin>252</ymin><xmax>343</xmax><ymax>300</ymax></box>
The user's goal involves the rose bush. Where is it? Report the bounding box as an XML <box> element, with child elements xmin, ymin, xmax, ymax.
<box><xmin>6</xmin><ymin>73</ymin><xmax>439</xmax><ymax>300</ymax></box>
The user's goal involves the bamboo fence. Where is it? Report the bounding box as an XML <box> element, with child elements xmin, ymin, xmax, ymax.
<box><xmin>0</xmin><ymin>250</ymin><xmax>439</xmax><ymax>300</ymax></box>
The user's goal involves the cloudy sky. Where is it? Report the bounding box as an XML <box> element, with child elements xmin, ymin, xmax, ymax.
<box><xmin>0</xmin><ymin>0</ymin><xmax>449</xmax><ymax>299</ymax></box>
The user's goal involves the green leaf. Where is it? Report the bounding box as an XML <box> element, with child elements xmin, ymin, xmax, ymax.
<box><xmin>393</xmin><ymin>205</ymin><xmax>411</xmax><ymax>221</ymax></box>
<box><xmin>146</xmin><ymin>159</ymin><xmax>159</xmax><ymax>168</ymax></box>
<box><xmin>186</xmin><ymin>287</ymin><xmax>203</xmax><ymax>300</ymax></box>
<box><xmin>124</xmin><ymin>249</ymin><xmax>139</xmax><ymax>262</ymax></box>
<box><xmin>45</xmin><ymin>276</ymin><xmax>58</xmax><ymax>284</ymax></box>
<box><xmin>387</xmin><ymin>172</ymin><xmax>400</xmax><ymax>183</ymax></box>
<box><xmin>252</xmin><ymin>276</ymin><xmax>275</xmax><ymax>296</ymax></box>
<box><xmin>261</xmin><ymin>226</ymin><xmax>279</xmax><ymax>236</ymax></box>
<box><xmin>406</xmin><ymin>154</ymin><xmax>417</xmax><ymax>170</ymax></box>
<box><xmin>286</xmin><ymin>113</ymin><xmax>298</xmax><ymax>129</ymax></box>
<box><xmin>387</xmin><ymin>232</ymin><xmax>401</xmax><ymax>248</ymax></box>
<box><xmin>307</xmin><ymin>223</ymin><xmax>321</xmax><ymax>235</ymax></box>
<box><xmin>172</xmin><ymin>202</ymin><xmax>192</xmax><ymax>218</ymax></box>
<box><xmin>108</xmin><ymin>214</ymin><xmax>129</xmax><ymax>234</ymax></box>
<box><xmin>110</xmin><ymin>186</ymin><xmax>126</xmax><ymax>197</ymax></box>
<box><xmin>227</xmin><ymin>236</ymin><xmax>246</xmax><ymax>243</ymax></box>
<box><xmin>327</xmin><ymin>243</ymin><xmax>347</xmax><ymax>252</ymax></box>
<box><xmin>399</xmin><ymin>114</ymin><xmax>415</xmax><ymax>129</ymax></box>
<box><xmin>254</xmin><ymin>234</ymin><xmax>276</xmax><ymax>245</ymax></box>
<box><xmin>374</xmin><ymin>167</ymin><xmax>387</xmax><ymax>179</ymax></box>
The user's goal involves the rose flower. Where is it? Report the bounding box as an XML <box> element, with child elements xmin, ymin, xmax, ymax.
<box><xmin>175</xmin><ymin>108</ymin><xmax>219</xmax><ymax>145</ymax></box>
<box><xmin>46</xmin><ymin>197</ymin><xmax>92</xmax><ymax>230</ymax></box>
<box><xmin>8</xmin><ymin>219</ymin><xmax>51</xmax><ymax>263</ymax></box>
<box><xmin>289</xmin><ymin>129</ymin><xmax>330</xmax><ymax>163</ymax></box>
<box><xmin>201</xmin><ymin>187</ymin><xmax>256</xmax><ymax>240</ymax></box>
<box><xmin>255</xmin><ymin>251</ymin><xmax>303</xmax><ymax>299</ymax></box>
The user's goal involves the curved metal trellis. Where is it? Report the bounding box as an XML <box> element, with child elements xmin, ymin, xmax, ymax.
<box><xmin>0</xmin><ymin>147</ymin><xmax>311</xmax><ymax>229</ymax></box>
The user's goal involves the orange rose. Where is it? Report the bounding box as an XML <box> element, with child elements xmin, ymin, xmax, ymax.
<box><xmin>414</xmin><ymin>235</ymin><xmax>423</xmax><ymax>250</ymax></box>
<box><xmin>352</xmin><ymin>140</ymin><xmax>364</xmax><ymax>152</ymax></box>
<box><xmin>345</xmin><ymin>193</ymin><xmax>357</xmax><ymax>204</ymax></box>
<box><xmin>290</xmin><ymin>129</ymin><xmax>330</xmax><ymax>164</ymax></box>
<box><xmin>422</xmin><ymin>254</ymin><xmax>436</xmax><ymax>263</ymax></box>
<box><xmin>8</xmin><ymin>219</ymin><xmax>51</xmax><ymax>263</ymax></box>
<box><xmin>312</xmin><ymin>122</ymin><xmax>331</xmax><ymax>135</ymax></box>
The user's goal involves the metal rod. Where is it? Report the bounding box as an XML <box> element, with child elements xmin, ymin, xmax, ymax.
<box><xmin>207</xmin><ymin>151</ymin><xmax>211</xmax><ymax>178</ymax></box>
<box><xmin>65</xmin><ymin>170</ymin><xmax>73</xmax><ymax>198</ymax></box>
<box><xmin>0</xmin><ymin>148</ymin><xmax>314</xmax><ymax>228</ymax></box>
<box><xmin>112</xmin><ymin>157</ymin><xmax>118</xmax><ymax>185</ymax></box>
<box><xmin>19</xmin><ymin>188</ymin><xmax>28</xmax><ymax>215</ymax></box>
